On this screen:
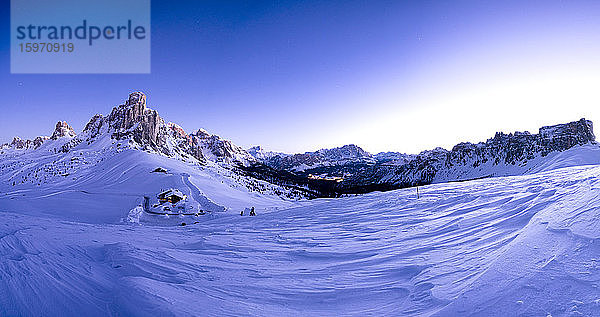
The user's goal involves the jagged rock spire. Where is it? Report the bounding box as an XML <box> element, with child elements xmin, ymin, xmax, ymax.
<box><xmin>126</xmin><ymin>91</ymin><xmax>147</xmax><ymax>113</ymax></box>
<box><xmin>50</xmin><ymin>121</ymin><xmax>76</xmax><ymax>140</ymax></box>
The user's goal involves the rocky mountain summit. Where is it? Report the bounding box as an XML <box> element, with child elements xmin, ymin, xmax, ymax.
<box><xmin>190</xmin><ymin>128</ymin><xmax>255</xmax><ymax>164</ymax></box>
<box><xmin>2</xmin><ymin>92</ymin><xmax>257</xmax><ymax>166</ymax></box>
<box><xmin>105</xmin><ymin>92</ymin><xmax>254</xmax><ymax>164</ymax></box>
<box><xmin>350</xmin><ymin>118</ymin><xmax>596</xmax><ymax>188</ymax></box>
<box><xmin>247</xmin><ymin>146</ymin><xmax>284</xmax><ymax>161</ymax></box>
<box><xmin>0</xmin><ymin>120</ymin><xmax>75</xmax><ymax>151</ymax></box>
<box><xmin>108</xmin><ymin>92</ymin><xmax>165</xmax><ymax>149</ymax></box>
<box><xmin>57</xmin><ymin>91</ymin><xmax>190</xmax><ymax>159</ymax></box>
<box><xmin>50</xmin><ymin>121</ymin><xmax>76</xmax><ymax>140</ymax></box>
<box><xmin>0</xmin><ymin>136</ymin><xmax>49</xmax><ymax>150</ymax></box>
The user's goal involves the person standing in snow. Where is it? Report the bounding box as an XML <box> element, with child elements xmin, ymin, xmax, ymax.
<box><xmin>249</xmin><ymin>207</ymin><xmax>256</xmax><ymax>216</ymax></box>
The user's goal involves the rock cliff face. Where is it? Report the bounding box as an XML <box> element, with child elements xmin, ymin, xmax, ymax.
<box><xmin>248</xmin><ymin>118</ymin><xmax>596</xmax><ymax>192</ymax></box>
<box><xmin>356</xmin><ymin>118</ymin><xmax>596</xmax><ymax>187</ymax></box>
<box><xmin>1</xmin><ymin>135</ymin><xmax>50</xmax><ymax>151</ymax></box>
<box><xmin>50</xmin><ymin>121</ymin><xmax>76</xmax><ymax>140</ymax></box>
<box><xmin>247</xmin><ymin>146</ymin><xmax>283</xmax><ymax>161</ymax></box>
<box><xmin>83</xmin><ymin>114</ymin><xmax>105</xmax><ymax>139</ymax></box>
<box><xmin>107</xmin><ymin>92</ymin><xmax>168</xmax><ymax>151</ymax></box>
<box><xmin>166</xmin><ymin>123</ymin><xmax>206</xmax><ymax>164</ymax></box>
<box><xmin>72</xmin><ymin>92</ymin><xmax>253</xmax><ymax>165</ymax></box>
<box><xmin>189</xmin><ymin>129</ymin><xmax>255</xmax><ymax>165</ymax></box>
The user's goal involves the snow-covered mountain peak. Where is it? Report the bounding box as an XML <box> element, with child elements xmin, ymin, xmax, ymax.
<box><xmin>1</xmin><ymin>135</ymin><xmax>50</xmax><ymax>152</ymax></box>
<box><xmin>50</xmin><ymin>121</ymin><xmax>76</xmax><ymax>140</ymax></box>
<box><xmin>125</xmin><ymin>91</ymin><xmax>147</xmax><ymax>111</ymax></box>
<box><xmin>167</xmin><ymin>122</ymin><xmax>189</xmax><ymax>140</ymax></box>
<box><xmin>247</xmin><ymin>146</ymin><xmax>286</xmax><ymax>161</ymax></box>
<box><xmin>193</xmin><ymin>128</ymin><xmax>211</xmax><ymax>138</ymax></box>
<box><xmin>40</xmin><ymin>92</ymin><xmax>255</xmax><ymax>166</ymax></box>
<box><xmin>316</xmin><ymin>144</ymin><xmax>372</xmax><ymax>160</ymax></box>
<box><xmin>188</xmin><ymin>129</ymin><xmax>256</xmax><ymax>165</ymax></box>
<box><xmin>374</xmin><ymin>151</ymin><xmax>415</xmax><ymax>165</ymax></box>
<box><xmin>1</xmin><ymin>120</ymin><xmax>75</xmax><ymax>152</ymax></box>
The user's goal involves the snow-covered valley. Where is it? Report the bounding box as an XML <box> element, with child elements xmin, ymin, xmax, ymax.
<box><xmin>2</xmin><ymin>154</ymin><xmax>600</xmax><ymax>316</ymax></box>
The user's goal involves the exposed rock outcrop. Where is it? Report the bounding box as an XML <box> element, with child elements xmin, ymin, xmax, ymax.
<box><xmin>358</xmin><ymin>118</ymin><xmax>596</xmax><ymax>186</ymax></box>
<box><xmin>189</xmin><ymin>129</ymin><xmax>255</xmax><ymax>165</ymax></box>
<box><xmin>50</xmin><ymin>121</ymin><xmax>76</xmax><ymax>140</ymax></box>
<box><xmin>8</xmin><ymin>137</ymin><xmax>30</xmax><ymax>149</ymax></box>
<box><xmin>108</xmin><ymin>92</ymin><xmax>167</xmax><ymax>150</ymax></box>
<box><xmin>1</xmin><ymin>136</ymin><xmax>50</xmax><ymax>151</ymax></box>
<box><xmin>83</xmin><ymin>114</ymin><xmax>105</xmax><ymax>139</ymax></box>
<box><xmin>167</xmin><ymin>123</ymin><xmax>206</xmax><ymax>163</ymax></box>
<box><xmin>247</xmin><ymin>146</ymin><xmax>283</xmax><ymax>161</ymax></box>
<box><xmin>68</xmin><ymin>91</ymin><xmax>255</xmax><ymax>164</ymax></box>
<box><xmin>33</xmin><ymin>136</ymin><xmax>49</xmax><ymax>148</ymax></box>
<box><xmin>250</xmin><ymin>118</ymin><xmax>596</xmax><ymax>191</ymax></box>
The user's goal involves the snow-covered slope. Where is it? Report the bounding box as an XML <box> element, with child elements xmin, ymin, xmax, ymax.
<box><xmin>0</xmin><ymin>134</ymin><xmax>305</xmax><ymax>224</ymax></box>
<box><xmin>1</xmin><ymin>162</ymin><xmax>600</xmax><ymax>315</ymax></box>
<box><xmin>0</xmin><ymin>92</ymin><xmax>313</xmax><ymax>224</ymax></box>
<box><xmin>430</xmin><ymin>143</ymin><xmax>600</xmax><ymax>182</ymax></box>
<box><xmin>526</xmin><ymin>143</ymin><xmax>600</xmax><ymax>174</ymax></box>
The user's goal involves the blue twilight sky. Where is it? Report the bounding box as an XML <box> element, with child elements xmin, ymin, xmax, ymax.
<box><xmin>2</xmin><ymin>0</ymin><xmax>600</xmax><ymax>154</ymax></box>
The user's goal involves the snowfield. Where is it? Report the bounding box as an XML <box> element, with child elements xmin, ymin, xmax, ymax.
<box><xmin>1</xmin><ymin>144</ymin><xmax>600</xmax><ymax>315</ymax></box>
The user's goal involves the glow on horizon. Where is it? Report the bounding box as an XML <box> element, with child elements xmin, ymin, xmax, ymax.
<box><xmin>243</xmin><ymin>7</ymin><xmax>600</xmax><ymax>155</ymax></box>
<box><xmin>3</xmin><ymin>1</ymin><xmax>600</xmax><ymax>156</ymax></box>
<box><xmin>226</xmin><ymin>1</ymin><xmax>600</xmax><ymax>155</ymax></box>
<box><xmin>242</xmin><ymin>59</ymin><xmax>600</xmax><ymax>155</ymax></box>
<box><xmin>337</xmin><ymin>68</ymin><xmax>600</xmax><ymax>155</ymax></box>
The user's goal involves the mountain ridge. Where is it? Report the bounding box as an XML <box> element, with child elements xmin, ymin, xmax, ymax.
<box><xmin>249</xmin><ymin>118</ymin><xmax>597</xmax><ymax>192</ymax></box>
<box><xmin>2</xmin><ymin>91</ymin><xmax>597</xmax><ymax>196</ymax></box>
<box><xmin>1</xmin><ymin>92</ymin><xmax>257</xmax><ymax>167</ymax></box>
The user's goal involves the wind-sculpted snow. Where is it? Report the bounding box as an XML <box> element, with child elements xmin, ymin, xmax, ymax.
<box><xmin>1</xmin><ymin>163</ymin><xmax>600</xmax><ymax>316</ymax></box>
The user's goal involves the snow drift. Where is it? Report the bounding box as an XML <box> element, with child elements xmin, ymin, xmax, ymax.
<box><xmin>2</xmin><ymin>162</ymin><xmax>600</xmax><ymax>316</ymax></box>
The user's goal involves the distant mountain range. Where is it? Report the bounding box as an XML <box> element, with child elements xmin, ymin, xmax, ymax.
<box><xmin>2</xmin><ymin>91</ymin><xmax>597</xmax><ymax>196</ymax></box>
<box><xmin>246</xmin><ymin>117</ymin><xmax>596</xmax><ymax>192</ymax></box>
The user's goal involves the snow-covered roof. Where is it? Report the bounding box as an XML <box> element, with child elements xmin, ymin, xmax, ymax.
<box><xmin>158</xmin><ymin>188</ymin><xmax>186</xmax><ymax>199</ymax></box>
